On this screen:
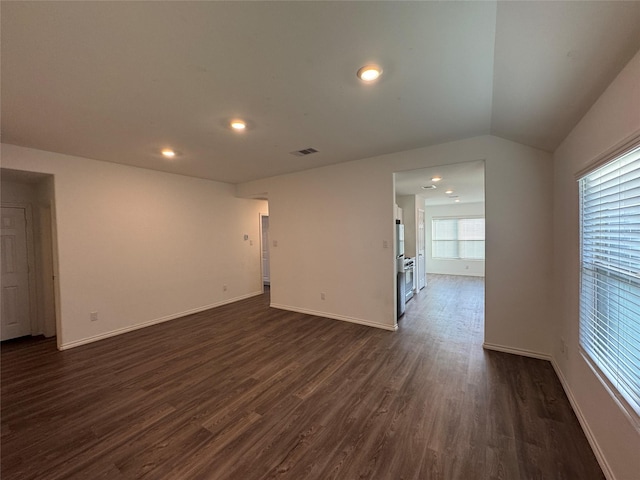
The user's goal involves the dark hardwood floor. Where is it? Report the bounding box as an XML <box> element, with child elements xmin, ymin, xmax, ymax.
<box><xmin>1</xmin><ymin>275</ymin><xmax>603</xmax><ymax>479</ymax></box>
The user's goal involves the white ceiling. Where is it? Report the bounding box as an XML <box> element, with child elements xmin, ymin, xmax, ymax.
<box><xmin>2</xmin><ymin>1</ymin><xmax>640</xmax><ymax>185</ymax></box>
<box><xmin>395</xmin><ymin>160</ymin><xmax>485</xmax><ymax>206</ymax></box>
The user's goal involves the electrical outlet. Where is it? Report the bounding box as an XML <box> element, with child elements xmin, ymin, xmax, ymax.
<box><xmin>273</xmin><ymin>240</ymin><xmax>278</xmax><ymax>247</ymax></box>
<box><xmin>382</xmin><ymin>240</ymin><xmax>388</xmax><ymax>249</ymax></box>
<box><xmin>90</xmin><ymin>311</ymin><xmax>98</xmax><ymax>322</ymax></box>
<box><xmin>321</xmin><ymin>292</ymin><xmax>326</xmax><ymax>300</ymax></box>
<box><xmin>223</xmin><ymin>284</ymin><xmax>228</xmax><ymax>292</ymax></box>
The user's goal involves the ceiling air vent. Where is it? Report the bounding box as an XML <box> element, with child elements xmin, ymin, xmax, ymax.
<box><xmin>290</xmin><ymin>147</ymin><xmax>319</xmax><ymax>157</ymax></box>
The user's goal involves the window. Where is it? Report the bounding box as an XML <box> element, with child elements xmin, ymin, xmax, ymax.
<box><xmin>432</xmin><ymin>217</ymin><xmax>485</xmax><ymax>260</ymax></box>
<box><xmin>579</xmin><ymin>143</ymin><xmax>640</xmax><ymax>424</ymax></box>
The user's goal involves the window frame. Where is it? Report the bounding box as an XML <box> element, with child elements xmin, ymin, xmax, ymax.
<box><xmin>578</xmin><ymin>137</ymin><xmax>640</xmax><ymax>431</ymax></box>
<box><xmin>431</xmin><ymin>215</ymin><xmax>485</xmax><ymax>261</ymax></box>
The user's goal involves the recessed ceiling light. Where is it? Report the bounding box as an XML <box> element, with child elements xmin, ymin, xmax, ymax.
<box><xmin>230</xmin><ymin>120</ymin><xmax>247</xmax><ymax>131</ymax></box>
<box><xmin>357</xmin><ymin>64</ymin><xmax>383</xmax><ymax>82</ymax></box>
<box><xmin>431</xmin><ymin>176</ymin><xmax>442</xmax><ymax>182</ymax></box>
<box><xmin>161</xmin><ymin>149</ymin><xmax>175</xmax><ymax>158</ymax></box>
<box><xmin>455</xmin><ymin>199</ymin><xmax>460</xmax><ymax>203</ymax></box>
<box><xmin>445</xmin><ymin>189</ymin><xmax>453</xmax><ymax>194</ymax></box>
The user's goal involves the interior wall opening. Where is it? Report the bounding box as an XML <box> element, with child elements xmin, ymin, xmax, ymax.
<box><xmin>393</xmin><ymin>160</ymin><xmax>486</xmax><ymax>327</ymax></box>
<box><xmin>1</xmin><ymin>168</ymin><xmax>59</xmax><ymax>347</ymax></box>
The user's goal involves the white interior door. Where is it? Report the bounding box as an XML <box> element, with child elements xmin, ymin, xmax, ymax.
<box><xmin>417</xmin><ymin>208</ymin><xmax>426</xmax><ymax>290</ymax></box>
<box><xmin>1</xmin><ymin>207</ymin><xmax>32</xmax><ymax>340</ymax></box>
<box><xmin>261</xmin><ymin>215</ymin><xmax>270</xmax><ymax>285</ymax></box>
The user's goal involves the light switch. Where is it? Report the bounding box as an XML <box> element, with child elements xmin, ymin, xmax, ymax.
<box><xmin>383</xmin><ymin>240</ymin><xmax>388</xmax><ymax>249</ymax></box>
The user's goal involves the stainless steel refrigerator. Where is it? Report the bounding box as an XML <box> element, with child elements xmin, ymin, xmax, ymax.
<box><xmin>396</xmin><ymin>223</ymin><xmax>406</xmax><ymax>318</ymax></box>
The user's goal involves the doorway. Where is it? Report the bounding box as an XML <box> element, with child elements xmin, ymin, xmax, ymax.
<box><xmin>1</xmin><ymin>169</ymin><xmax>58</xmax><ymax>343</ymax></box>
<box><xmin>394</xmin><ymin>160</ymin><xmax>486</xmax><ymax>323</ymax></box>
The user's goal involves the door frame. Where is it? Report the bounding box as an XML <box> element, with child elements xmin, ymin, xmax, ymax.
<box><xmin>1</xmin><ymin>203</ymin><xmax>38</xmax><ymax>337</ymax></box>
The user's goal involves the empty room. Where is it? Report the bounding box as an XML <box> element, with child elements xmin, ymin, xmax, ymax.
<box><xmin>1</xmin><ymin>2</ymin><xmax>639</xmax><ymax>479</ymax></box>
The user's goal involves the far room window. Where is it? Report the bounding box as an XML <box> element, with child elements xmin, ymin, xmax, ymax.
<box><xmin>432</xmin><ymin>217</ymin><xmax>485</xmax><ymax>260</ymax></box>
<box><xmin>579</xmin><ymin>143</ymin><xmax>640</xmax><ymax>425</ymax></box>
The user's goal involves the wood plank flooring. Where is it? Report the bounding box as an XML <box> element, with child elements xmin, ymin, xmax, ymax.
<box><xmin>1</xmin><ymin>275</ymin><xmax>604</xmax><ymax>479</ymax></box>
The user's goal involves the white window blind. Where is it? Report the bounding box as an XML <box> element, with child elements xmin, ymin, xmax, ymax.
<box><xmin>579</xmin><ymin>144</ymin><xmax>640</xmax><ymax>423</ymax></box>
<box><xmin>432</xmin><ymin>217</ymin><xmax>485</xmax><ymax>260</ymax></box>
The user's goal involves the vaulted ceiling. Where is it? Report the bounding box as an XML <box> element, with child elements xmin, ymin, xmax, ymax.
<box><xmin>2</xmin><ymin>1</ymin><xmax>640</xmax><ymax>184</ymax></box>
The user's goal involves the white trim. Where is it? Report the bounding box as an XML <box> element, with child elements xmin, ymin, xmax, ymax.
<box><xmin>551</xmin><ymin>359</ymin><xmax>615</xmax><ymax>480</ymax></box>
<box><xmin>482</xmin><ymin>342</ymin><xmax>551</xmax><ymax>361</ymax></box>
<box><xmin>59</xmin><ymin>291</ymin><xmax>263</xmax><ymax>350</ymax></box>
<box><xmin>270</xmin><ymin>303</ymin><xmax>398</xmax><ymax>332</ymax></box>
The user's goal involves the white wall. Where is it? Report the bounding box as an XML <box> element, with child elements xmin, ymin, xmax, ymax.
<box><xmin>257</xmin><ymin>160</ymin><xmax>395</xmax><ymax>331</ymax></box>
<box><xmin>238</xmin><ymin>135</ymin><xmax>553</xmax><ymax>353</ymax></box>
<box><xmin>552</xmin><ymin>49</ymin><xmax>640</xmax><ymax>480</ymax></box>
<box><xmin>425</xmin><ymin>202</ymin><xmax>485</xmax><ymax>277</ymax></box>
<box><xmin>1</xmin><ymin>144</ymin><xmax>267</xmax><ymax>349</ymax></box>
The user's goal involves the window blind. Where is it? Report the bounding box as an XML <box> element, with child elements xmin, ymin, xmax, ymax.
<box><xmin>579</xmin><ymin>144</ymin><xmax>640</xmax><ymax>423</ymax></box>
<box><xmin>432</xmin><ymin>217</ymin><xmax>485</xmax><ymax>260</ymax></box>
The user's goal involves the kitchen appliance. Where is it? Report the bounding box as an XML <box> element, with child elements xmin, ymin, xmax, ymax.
<box><xmin>395</xmin><ymin>222</ymin><xmax>404</xmax><ymax>259</ymax></box>
<box><xmin>404</xmin><ymin>257</ymin><xmax>415</xmax><ymax>302</ymax></box>
<box><xmin>396</xmin><ymin>223</ymin><xmax>406</xmax><ymax>318</ymax></box>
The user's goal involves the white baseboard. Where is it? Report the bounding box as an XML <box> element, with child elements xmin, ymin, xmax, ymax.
<box><xmin>59</xmin><ymin>291</ymin><xmax>264</xmax><ymax>350</ymax></box>
<box><xmin>270</xmin><ymin>303</ymin><xmax>398</xmax><ymax>332</ymax></box>
<box><xmin>482</xmin><ymin>342</ymin><xmax>551</xmax><ymax>361</ymax></box>
<box><xmin>550</xmin><ymin>359</ymin><xmax>615</xmax><ymax>480</ymax></box>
